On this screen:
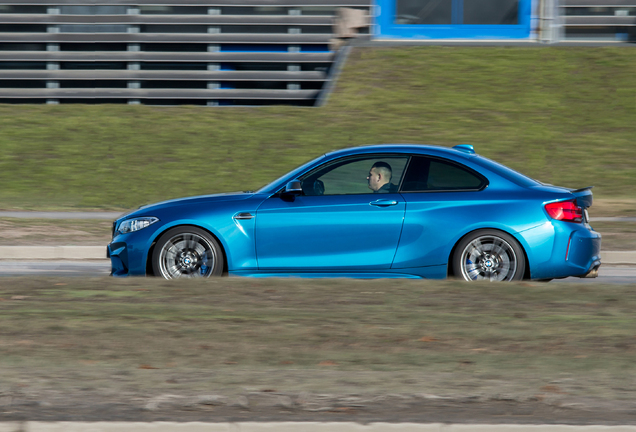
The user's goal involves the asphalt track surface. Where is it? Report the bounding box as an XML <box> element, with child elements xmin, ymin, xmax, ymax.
<box><xmin>0</xmin><ymin>261</ymin><xmax>633</xmax><ymax>283</ymax></box>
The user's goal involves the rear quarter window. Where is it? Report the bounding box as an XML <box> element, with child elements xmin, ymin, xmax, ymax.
<box><xmin>401</xmin><ymin>156</ymin><xmax>487</xmax><ymax>192</ymax></box>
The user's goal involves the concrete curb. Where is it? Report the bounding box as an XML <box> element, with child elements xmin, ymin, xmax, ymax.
<box><xmin>0</xmin><ymin>422</ymin><xmax>634</xmax><ymax>431</ymax></box>
<box><xmin>601</xmin><ymin>251</ymin><xmax>636</xmax><ymax>265</ymax></box>
<box><xmin>0</xmin><ymin>247</ymin><xmax>635</xmax><ymax>264</ymax></box>
<box><xmin>0</xmin><ymin>246</ymin><xmax>105</xmax><ymax>260</ymax></box>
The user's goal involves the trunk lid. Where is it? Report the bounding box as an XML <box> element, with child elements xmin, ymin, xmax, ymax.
<box><xmin>530</xmin><ymin>184</ymin><xmax>594</xmax><ymax>209</ymax></box>
<box><xmin>568</xmin><ymin>186</ymin><xmax>594</xmax><ymax>209</ymax></box>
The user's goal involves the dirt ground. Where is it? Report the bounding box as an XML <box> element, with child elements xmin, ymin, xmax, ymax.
<box><xmin>593</xmin><ymin>199</ymin><xmax>636</xmax><ymax>218</ymax></box>
<box><xmin>0</xmin><ymin>218</ymin><xmax>111</xmax><ymax>246</ymax></box>
<box><xmin>1</xmin><ymin>278</ymin><xmax>636</xmax><ymax>424</ymax></box>
<box><xmin>2</xmin><ymin>387</ymin><xmax>636</xmax><ymax>424</ymax></box>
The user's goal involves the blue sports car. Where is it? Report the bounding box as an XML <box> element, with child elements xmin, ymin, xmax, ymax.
<box><xmin>108</xmin><ymin>144</ymin><xmax>601</xmax><ymax>281</ymax></box>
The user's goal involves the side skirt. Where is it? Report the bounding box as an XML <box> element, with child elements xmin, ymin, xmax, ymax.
<box><xmin>229</xmin><ymin>265</ymin><xmax>447</xmax><ymax>279</ymax></box>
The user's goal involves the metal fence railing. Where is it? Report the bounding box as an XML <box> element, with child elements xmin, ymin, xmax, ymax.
<box><xmin>0</xmin><ymin>0</ymin><xmax>371</xmax><ymax>105</ymax></box>
<box><xmin>560</xmin><ymin>0</ymin><xmax>636</xmax><ymax>41</ymax></box>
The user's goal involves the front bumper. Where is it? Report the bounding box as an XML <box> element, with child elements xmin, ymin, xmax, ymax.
<box><xmin>107</xmin><ymin>242</ymin><xmax>130</xmax><ymax>277</ymax></box>
<box><xmin>107</xmin><ymin>230</ymin><xmax>154</xmax><ymax>277</ymax></box>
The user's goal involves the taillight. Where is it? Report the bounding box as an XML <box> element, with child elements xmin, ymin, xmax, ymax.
<box><xmin>545</xmin><ymin>200</ymin><xmax>583</xmax><ymax>223</ymax></box>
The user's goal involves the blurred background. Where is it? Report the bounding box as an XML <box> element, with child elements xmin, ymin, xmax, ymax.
<box><xmin>0</xmin><ymin>0</ymin><xmax>633</xmax><ymax>210</ymax></box>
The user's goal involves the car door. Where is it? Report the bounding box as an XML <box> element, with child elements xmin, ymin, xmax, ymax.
<box><xmin>392</xmin><ymin>155</ymin><xmax>490</xmax><ymax>269</ymax></box>
<box><xmin>255</xmin><ymin>155</ymin><xmax>409</xmax><ymax>271</ymax></box>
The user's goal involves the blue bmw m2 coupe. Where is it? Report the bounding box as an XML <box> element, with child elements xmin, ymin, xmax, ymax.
<box><xmin>108</xmin><ymin>144</ymin><xmax>601</xmax><ymax>281</ymax></box>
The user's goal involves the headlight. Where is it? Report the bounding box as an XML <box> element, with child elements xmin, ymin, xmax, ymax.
<box><xmin>117</xmin><ymin>217</ymin><xmax>159</xmax><ymax>235</ymax></box>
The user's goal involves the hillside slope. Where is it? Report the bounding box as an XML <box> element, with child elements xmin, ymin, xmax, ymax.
<box><xmin>0</xmin><ymin>47</ymin><xmax>633</xmax><ymax>209</ymax></box>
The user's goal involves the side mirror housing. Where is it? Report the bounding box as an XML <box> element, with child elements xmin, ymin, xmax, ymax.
<box><xmin>284</xmin><ymin>180</ymin><xmax>303</xmax><ymax>195</ymax></box>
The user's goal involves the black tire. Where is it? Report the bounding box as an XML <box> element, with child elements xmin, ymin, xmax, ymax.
<box><xmin>152</xmin><ymin>226</ymin><xmax>224</xmax><ymax>279</ymax></box>
<box><xmin>452</xmin><ymin>229</ymin><xmax>526</xmax><ymax>282</ymax></box>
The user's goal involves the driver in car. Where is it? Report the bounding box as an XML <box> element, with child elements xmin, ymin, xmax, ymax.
<box><xmin>367</xmin><ymin>161</ymin><xmax>396</xmax><ymax>193</ymax></box>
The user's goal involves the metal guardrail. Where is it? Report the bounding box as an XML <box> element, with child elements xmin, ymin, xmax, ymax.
<box><xmin>0</xmin><ymin>34</ymin><xmax>334</xmax><ymax>43</ymax></box>
<box><xmin>559</xmin><ymin>0</ymin><xmax>636</xmax><ymax>41</ymax></box>
<box><xmin>5</xmin><ymin>0</ymin><xmax>371</xmax><ymax>6</ymax></box>
<box><xmin>0</xmin><ymin>52</ymin><xmax>334</xmax><ymax>61</ymax></box>
<box><xmin>0</xmin><ymin>70</ymin><xmax>327</xmax><ymax>80</ymax></box>
<box><xmin>0</xmin><ymin>88</ymin><xmax>321</xmax><ymax>98</ymax></box>
<box><xmin>0</xmin><ymin>15</ymin><xmax>336</xmax><ymax>24</ymax></box>
<box><xmin>0</xmin><ymin>0</ymin><xmax>372</xmax><ymax>106</ymax></box>
<box><xmin>564</xmin><ymin>15</ymin><xmax>636</xmax><ymax>25</ymax></box>
<box><xmin>562</xmin><ymin>0</ymin><xmax>636</xmax><ymax>5</ymax></box>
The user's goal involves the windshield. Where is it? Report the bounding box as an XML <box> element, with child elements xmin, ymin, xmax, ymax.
<box><xmin>256</xmin><ymin>154</ymin><xmax>327</xmax><ymax>193</ymax></box>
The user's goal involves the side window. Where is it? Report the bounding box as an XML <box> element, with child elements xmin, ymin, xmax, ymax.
<box><xmin>401</xmin><ymin>156</ymin><xmax>487</xmax><ymax>192</ymax></box>
<box><xmin>301</xmin><ymin>156</ymin><xmax>408</xmax><ymax>196</ymax></box>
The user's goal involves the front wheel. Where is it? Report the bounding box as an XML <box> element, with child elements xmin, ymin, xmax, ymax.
<box><xmin>452</xmin><ymin>230</ymin><xmax>525</xmax><ymax>282</ymax></box>
<box><xmin>152</xmin><ymin>226</ymin><xmax>224</xmax><ymax>279</ymax></box>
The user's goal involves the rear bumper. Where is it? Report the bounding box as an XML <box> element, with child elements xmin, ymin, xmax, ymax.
<box><xmin>519</xmin><ymin>221</ymin><xmax>601</xmax><ymax>280</ymax></box>
<box><xmin>568</xmin><ymin>228</ymin><xmax>602</xmax><ymax>278</ymax></box>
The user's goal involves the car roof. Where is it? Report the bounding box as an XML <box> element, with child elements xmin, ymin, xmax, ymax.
<box><xmin>324</xmin><ymin>144</ymin><xmax>476</xmax><ymax>160</ymax></box>
<box><xmin>258</xmin><ymin>143</ymin><xmax>541</xmax><ymax>194</ymax></box>
<box><xmin>323</xmin><ymin>144</ymin><xmax>538</xmax><ymax>188</ymax></box>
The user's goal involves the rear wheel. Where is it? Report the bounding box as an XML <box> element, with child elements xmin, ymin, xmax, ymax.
<box><xmin>152</xmin><ymin>227</ymin><xmax>224</xmax><ymax>279</ymax></box>
<box><xmin>452</xmin><ymin>230</ymin><xmax>525</xmax><ymax>282</ymax></box>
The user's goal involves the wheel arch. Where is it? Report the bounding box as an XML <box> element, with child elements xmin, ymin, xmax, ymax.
<box><xmin>446</xmin><ymin>227</ymin><xmax>531</xmax><ymax>280</ymax></box>
<box><xmin>145</xmin><ymin>223</ymin><xmax>229</xmax><ymax>276</ymax></box>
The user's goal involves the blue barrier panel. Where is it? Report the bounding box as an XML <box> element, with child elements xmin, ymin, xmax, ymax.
<box><xmin>375</xmin><ymin>0</ymin><xmax>532</xmax><ymax>39</ymax></box>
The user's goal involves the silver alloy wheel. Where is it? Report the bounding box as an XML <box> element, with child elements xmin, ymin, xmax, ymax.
<box><xmin>459</xmin><ymin>235</ymin><xmax>518</xmax><ymax>281</ymax></box>
<box><xmin>157</xmin><ymin>232</ymin><xmax>217</xmax><ymax>279</ymax></box>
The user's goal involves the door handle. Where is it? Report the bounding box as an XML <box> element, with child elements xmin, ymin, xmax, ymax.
<box><xmin>370</xmin><ymin>199</ymin><xmax>398</xmax><ymax>207</ymax></box>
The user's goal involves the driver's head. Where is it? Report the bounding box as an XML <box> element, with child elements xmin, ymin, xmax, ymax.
<box><xmin>367</xmin><ymin>161</ymin><xmax>392</xmax><ymax>192</ymax></box>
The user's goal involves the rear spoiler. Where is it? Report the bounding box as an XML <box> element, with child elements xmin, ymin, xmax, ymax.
<box><xmin>568</xmin><ymin>186</ymin><xmax>594</xmax><ymax>208</ymax></box>
<box><xmin>569</xmin><ymin>186</ymin><xmax>593</xmax><ymax>194</ymax></box>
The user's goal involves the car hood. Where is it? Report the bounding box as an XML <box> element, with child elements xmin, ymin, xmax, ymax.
<box><xmin>118</xmin><ymin>191</ymin><xmax>254</xmax><ymax>220</ymax></box>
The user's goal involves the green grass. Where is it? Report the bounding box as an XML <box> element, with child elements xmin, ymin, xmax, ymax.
<box><xmin>0</xmin><ymin>47</ymin><xmax>634</xmax><ymax>210</ymax></box>
<box><xmin>0</xmin><ymin>277</ymin><xmax>635</xmax><ymax>399</ymax></box>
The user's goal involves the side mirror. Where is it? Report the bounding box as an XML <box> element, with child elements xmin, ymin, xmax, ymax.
<box><xmin>284</xmin><ymin>180</ymin><xmax>303</xmax><ymax>195</ymax></box>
